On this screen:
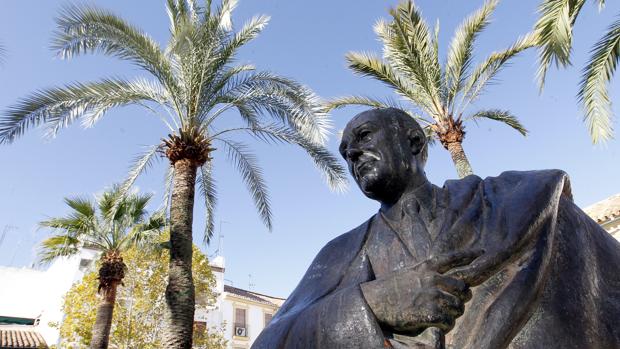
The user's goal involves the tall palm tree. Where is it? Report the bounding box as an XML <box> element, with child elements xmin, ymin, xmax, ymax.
<box><xmin>325</xmin><ymin>0</ymin><xmax>535</xmax><ymax>178</ymax></box>
<box><xmin>39</xmin><ymin>187</ymin><xmax>165</xmax><ymax>349</ymax></box>
<box><xmin>0</xmin><ymin>1</ymin><xmax>346</xmax><ymax>347</ymax></box>
<box><xmin>535</xmin><ymin>0</ymin><xmax>618</xmax><ymax>143</ymax></box>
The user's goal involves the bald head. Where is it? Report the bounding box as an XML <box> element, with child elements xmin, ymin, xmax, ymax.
<box><xmin>339</xmin><ymin>108</ymin><xmax>428</xmax><ymax>204</ymax></box>
<box><xmin>343</xmin><ymin>108</ymin><xmax>428</xmax><ymax>165</ymax></box>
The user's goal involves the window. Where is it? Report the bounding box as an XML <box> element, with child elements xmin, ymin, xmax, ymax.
<box><xmin>79</xmin><ymin>258</ymin><xmax>92</xmax><ymax>272</ymax></box>
<box><xmin>264</xmin><ymin>313</ymin><xmax>273</xmax><ymax>327</ymax></box>
<box><xmin>235</xmin><ymin>308</ymin><xmax>246</xmax><ymax>328</ymax></box>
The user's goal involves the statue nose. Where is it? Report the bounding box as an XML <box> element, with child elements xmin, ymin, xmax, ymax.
<box><xmin>346</xmin><ymin>148</ymin><xmax>363</xmax><ymax>161</ymax></box>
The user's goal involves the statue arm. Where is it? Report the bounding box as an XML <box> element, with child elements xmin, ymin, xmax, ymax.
<box><xmin>278</xmin><ymin>284</ymin><xmax>386</xmax><ymax>348</ymax></box>
<box><xmin>252</xmin><ymin>223</ymin><xmax>386</xmax><ymax>349</ymax></box>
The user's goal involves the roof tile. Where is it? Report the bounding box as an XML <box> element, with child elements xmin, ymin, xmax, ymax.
<box><xmin>584</xmin><ymin>193</ymin><xmax>620</xmax><ymax>224</ymax></box>
<box><xmin>224</xmin><ymin>285</ymin><xmax>279</xmax><ymax>307</ymax></box>
<box><xmin>0</xmin><ymin>326</ymin><xmax>47</xmax><ymax>348</ymax></box>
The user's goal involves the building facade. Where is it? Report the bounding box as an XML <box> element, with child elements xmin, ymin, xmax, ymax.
<box><xmin>0</xmin><ymin>247</ymin><xmax>98</xmax><ymax>347</ymax></box>
<box><xmin>196</xmin><ymin>256</ymin><xmax>284</xmax><ymax>349</ymax></box>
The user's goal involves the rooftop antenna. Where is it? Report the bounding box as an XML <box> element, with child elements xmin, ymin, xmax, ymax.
<box><xmin>0</xmin><ymin>225</ymin><xmax>17</xmax><ymax>249</ymax></box>
<box><xmin>248</xmin><ymin>274</ymin><xmax>255</xmax><ymax>291</ymax></box>
<box><xmin>212</xmin><ymin>220</ymin><xmax>228</xmax><ymax>257</ymax></box>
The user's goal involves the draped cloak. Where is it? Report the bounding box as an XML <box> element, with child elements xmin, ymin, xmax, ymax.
<box><xmin>252</xmin><ymin>170</ymin><xmax>620</xmax><ymax>349</ymax></box>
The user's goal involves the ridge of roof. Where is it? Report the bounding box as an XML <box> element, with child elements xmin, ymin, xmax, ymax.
<box><xmin>223</xmin><ymin>285</ymin><xmax>279</xmax><ymax>307</ymax></box>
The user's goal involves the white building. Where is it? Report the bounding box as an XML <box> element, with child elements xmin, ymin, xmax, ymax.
<box><xmin>0</xmin><ymin>250</ymin><xmax>283</xmax><ymax>349</ymax></box>
<box><xmin>196</xmin><ymin>255</ymin><xmax>285</xmax><ymax>349</ymax></box>
<box><xmin>0</xmin><ymin>247</ymin><xmax>98</xmax><ymax>347</ymax></box>
<box><xmin>584</xmin><ymin>192</ymin><xmax>620</xmax><ymax>241</ymax></box>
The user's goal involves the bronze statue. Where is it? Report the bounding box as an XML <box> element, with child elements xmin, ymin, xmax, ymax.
<box><xmin>252</xmin><ymin>108</ymin><xmax>620</xmax><ymax>349</ymax></box>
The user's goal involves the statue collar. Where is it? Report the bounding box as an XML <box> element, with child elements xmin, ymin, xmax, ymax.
<box><xmin>380</xmin><ymin>179</ymin><xmax>436</xmax><ymax>223</ymax></box>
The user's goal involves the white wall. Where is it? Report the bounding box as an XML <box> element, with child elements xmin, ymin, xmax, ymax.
<box><xmin>0</xmin><ymin>248</ymin><xmax>98</xmax><ymax>346</ymax></box>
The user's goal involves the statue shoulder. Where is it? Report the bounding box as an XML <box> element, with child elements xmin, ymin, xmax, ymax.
<box><xmin>488</xmin><ymin>169</ymin><xmax>573</xmax><ymax>201</ymax></box>
<box><xmin>440</xmin><ymin>169</ymin><xmax>573</xmax><ymax>214</ymax></box>
<box><xmin>315</xmin><ymin>217</ymin><xmax>373</xmax><ymax>261</ymax></box>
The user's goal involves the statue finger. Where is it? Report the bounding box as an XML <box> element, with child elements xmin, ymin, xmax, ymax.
<box><xmin>437</xmin><ymin>290</ymin><xmax>465</xmax><ymax>317</ymax></box>
<box><xmin>425</xmin><ymin>248</ymin><xmax>485</xmax><ymax>274</ymax></box>
<box><xmin>445</xmin><ymin>249</ymin><xmax>510</xmax><ymax>286</ymax></box>
<box><xmin>433</xmin><ymin>274</ymin><xmax>469</xmax><ymax>301</ymax></box>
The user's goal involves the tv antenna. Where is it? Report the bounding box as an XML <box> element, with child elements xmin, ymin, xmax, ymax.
<box><xmin>248</xmin><ymin>274</ymin><xmax>255</xmax><ymax>291</ymax></box>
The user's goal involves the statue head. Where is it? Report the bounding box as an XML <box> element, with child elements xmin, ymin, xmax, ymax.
<box><xmin>339</xmin><ymin>108</ymin><xmax>428</xmax><ymax>205</ymax></box>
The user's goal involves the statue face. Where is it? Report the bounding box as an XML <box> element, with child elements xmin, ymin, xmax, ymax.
<box><xmin>339</xmin><ymin>110</ymin><xmax>414</xmax><ymax>203</ymax></box>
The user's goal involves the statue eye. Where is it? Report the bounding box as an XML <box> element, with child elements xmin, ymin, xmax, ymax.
<box><xmin>359</xmin><ymin>130</ymin><xmax>372</xmax><ymax>141</ymax></box>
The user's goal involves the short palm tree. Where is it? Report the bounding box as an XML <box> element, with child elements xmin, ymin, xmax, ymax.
<box><xmin>325</xmin><ymin>0</ymin><xmax>535</xmax><ymax>178</ymax></box>
<box><xmin>39</xmin><ymin>187</ymin><xmax>165</xmax><ymax>349</ymax></box>
<box><xmin>535</xmin><ymin>0</ymin><xmax>618</xmax><ymax>143</ymax></box>
<box><xmin>0</xmin><ymin>1</ymin><xmax>346</xmax><ymax>347</ymax></box>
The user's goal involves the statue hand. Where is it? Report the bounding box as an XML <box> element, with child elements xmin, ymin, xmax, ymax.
<box><xmin>361</xmin><ymin>249</ymin><xmax>482</xmax><ymax>335</ymax></box>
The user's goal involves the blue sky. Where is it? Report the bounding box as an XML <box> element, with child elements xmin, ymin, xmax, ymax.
<box><xmin>0</xmin><ymin>0</ymin><xmax>618</xmax><ymax>298</ymax></box>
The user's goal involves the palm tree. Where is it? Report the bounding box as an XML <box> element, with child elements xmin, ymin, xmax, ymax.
<box><xmin>325</xmin><ymin>0</ymin><xmax>535</xmax><ymax>178</ymax></box>
<box><xmin>0</xmin><ymin>1</ymin><xmax>346</xmax><ymax>347</ymax></box>
<box><xmin>535</xmin><ymin>0</ymin><xmax>618</xmax><ymax>143</ymax></box>
<box><xmin>39</xmin><ymin>187</ymin><xmax>165</xmax><ymax>349</ymax></box>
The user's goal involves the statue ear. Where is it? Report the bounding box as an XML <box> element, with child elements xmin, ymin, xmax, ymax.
<box><xmin>407</xmin><ymin>128</ymin><xmax>426</xmax><ymax>155</ymax></box>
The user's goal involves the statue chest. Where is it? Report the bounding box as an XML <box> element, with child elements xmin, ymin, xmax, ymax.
<box><xmin>365</xmin><ymin>212</ymin><xmax>442</xmax><ymax>278</ymax></box>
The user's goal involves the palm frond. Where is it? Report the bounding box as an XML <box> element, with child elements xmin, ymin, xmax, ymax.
<box><xmin>218</xmin><ymin>72</ymin><xmax>332</xmax><ymax>145</ymax></box>
<box><xmin>160</xmin><ymin>165</ymin><xmax>175</xmax><ymax>214</ymax></box>
<box><xmin>120</xmin><ymin>210</ymin><xmax>166</xmax><ymax>250</ymax></box>
<box><xmin>534</xmin><ymin>0</ymin><xmax>586</xmax><ymax>89</ymax></box>
<box><xmin>198</xmin><ymin>162</ymin><xmax>217</xmax><ymax>243</ymax></box>
<box><xmin>65</xmin><ymin>196</ymin><xmax>96</xmax><ymax>219</ymax></box>
<box><xmin>322</xmin><ymin>95</ymin><xmax>404</xmax><ymax>112</ymax></box>
<box><xmin>39</xmin><ymin>185</ymin><xmax>160</xmax><ymax>264</ymax></box>
<box><xmin>52</xmin><ymin>4</ymin><xmax>177</xmax><ymax>93</ymax></box>
<box><xmin>40</xmin><ymin>196</ymin><xmax>97</xmax><ymax>235</ymax></box>
<box><xmin>577</xmin><ymin>17</ymin><xmax>620</xmax><ymax>143</ymax></box>
<box><xmin>468</xmin><ymin>109</ymin><xmax>528</xmax><ymax>136</ymax></box>
<box><xmin>39</xmin><ymin>216</ymin><xmax>94</xmax><ymax>237</ymax></box>
<box><xmin>423</xmin><ymin>125</ymin><xmax>437</xmax><ymax>147</ymax></box>
<box><xmin>0</xmin><ymin>78</ymin><xmax>169</xmax><ymax>144</ymax></box>
<box><xmin>445</xmin><ymin>0</ymin><xmax>497</xmax><ymax>109</ymax></box>
<box><xmin>238</xmin><ymin>124</ymin><xmax>348</xmax><ymax>192</ymax></box>
<box><xmin>459</xmin><ymin>32</ymin><xmax>537</xmax><ymax>113</ymax></box>
<box><xmin>117</xmin><ymin>145</ymin><xmax>161</xmax><ymax>207</ymax></box>
<box><xmin>380</xmin><ymin>1</ymin><xmax>442</xmax><ymax>115</ymax></box>
<box><xmin>123</xmin><ymin>192</ymin><xmax>153</xmax><ymax>224</ymax></box>
<box><xmin>345</xmin><ymin>51</ymin><xmax>435</xmax><ymax>113</ymax></box>
<box><xmin>190</xmin><ymin>15</ymin><xmax>269</xmax><ymax>119</ymax></box>
<box><xmin>218</xmin><ymin>139</ymin><xmax>272</xmax><ymax>230</ymax></box>
<box><xmin>216</xmin><ymin>15</ymin><xmax>269</xmax><ymax>67</ymax></box>
<box><xmin>38</xmin><ymin>235</ymin><xmax>82</xmax><ymax>264</ymax></box>
<box><xmin>218</xmin><ymin>0</ymin><xmax>239</xmax><ymax>31</ymax></box>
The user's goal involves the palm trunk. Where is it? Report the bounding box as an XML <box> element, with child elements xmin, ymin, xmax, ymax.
<box><xmin>446</xmin><ymin>141</ymin><xmax>473</xmax><ymax>178</ymax></box>
<box><xmin>90</xmin><ymin>283</ymin><xmax>119</xmax><ymax>349</ymax></box>
<box><xmin>164</xmin><ymin>158</ymin><xmax>197</xmax><ymax>349</ymax></box>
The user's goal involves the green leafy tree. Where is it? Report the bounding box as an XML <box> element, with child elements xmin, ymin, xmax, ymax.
<box><xmin>535</xmin><ymin>0</ymin><xmax>618</xmax><ymax>143</ymax></box>
<box><xmin>0</xmin><ymin>1</ymin><xmax>347</xmax><ymax>347</ymax></box>
<box><xmin>54</xmin><ymin>242</ymin><xmax>226</xmax><ymax>349</ymax></box>
<box><xmin>325</xmin><ymin>0</ymin><xmax>535</xmax><ymax>178</ymax></box>
<box><xmin>39</xmin><ymin>187</ymin><xmax>165</xmax><ymax>349</ymax></box>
